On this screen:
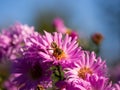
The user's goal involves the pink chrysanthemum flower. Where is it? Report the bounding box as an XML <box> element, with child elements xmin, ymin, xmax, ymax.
<box><xmin>53</xmin><ymin>17</ymin><xmax>66</xmax><ymax>34</ymax></box>
<box><xmin>0</xmin><ymin>23</ymin><xmax>34</xmax><ymax>61</ymax></box>
<box><xmin>86</xmin><ymin>74</ymin><xmax>112</xmax><ymax>90</ymax></box>
<box><xmin>64</xmin><ymin>51</ymin><xmax>107</xmax><ymax>81</ymax></box>
<box><xmin>24</xmin><ymin>31</ymin><xmax>81</xmax><ymax>67</ymax></box>
<box><xmin>53</xmin><ymin>17</ymin><xmax>79</xmax><ymax>39</ymax></box>
<box><xmin>62</xmin><ymin>74</ymin><xmax>111</xmax><ymax>90</ymax></box>
<box><xmin>12</xmin><ymin>56</ymin><xmax>51</xmax><ymax>90</ymax></box>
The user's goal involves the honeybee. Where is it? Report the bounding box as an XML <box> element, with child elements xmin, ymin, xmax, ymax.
<box><xmin>51</xmin><ymin>42</ymin><xmax>63</xmax><ymax>57</ymax></box>
<box><xmin>51</xmin><ymin>41</ymin><xmax>57</xmax><ymax>48</ymax></box>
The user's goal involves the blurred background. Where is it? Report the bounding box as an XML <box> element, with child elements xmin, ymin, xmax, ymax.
<box><xmin>0</xmin><ymin>0</ymin><xmax>120</xmax><ymax>66</ymax></box>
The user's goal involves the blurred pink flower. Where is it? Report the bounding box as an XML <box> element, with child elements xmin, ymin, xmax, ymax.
<box><xmin>53</xmin><ymin>17</ymin><xmax>79</xmax><ymax>39</ymax></box>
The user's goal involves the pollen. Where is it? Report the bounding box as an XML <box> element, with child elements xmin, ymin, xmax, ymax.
<box><xmin>78</xmin><ymin>67</ymin><xmax>92</xmax><ymax>79</ymax></box>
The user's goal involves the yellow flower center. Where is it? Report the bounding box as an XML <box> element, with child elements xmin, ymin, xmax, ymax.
<box><xmin>51</xmin><ymin>42</ymin><xmax>66</xmax><ymax>60</ymax></box>
<box><xmin>78</xmin><ymin>67</ymin><xmax>92</xmax><ymax>79</ymax></box>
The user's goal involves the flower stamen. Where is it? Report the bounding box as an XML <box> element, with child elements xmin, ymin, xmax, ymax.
<box><xmin>29</xmin><ymin>63</ymin><xmax>42</xmax><ymax>80</ymax></box>
<box><xmin>78</xmin><ymin>67</ymin><xmax>92</xmax><ymax>79</ymax></box>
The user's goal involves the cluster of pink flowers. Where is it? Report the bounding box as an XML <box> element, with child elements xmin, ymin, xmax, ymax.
<box><xmin>0</xmin><ymin>18</ymin><xmax>120</xmax><ymax>90</ymax></box>
<box><xmin>0</xmin><ymin>23</ymin><xmax>34</xmax><ymax>61</ymax></box>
